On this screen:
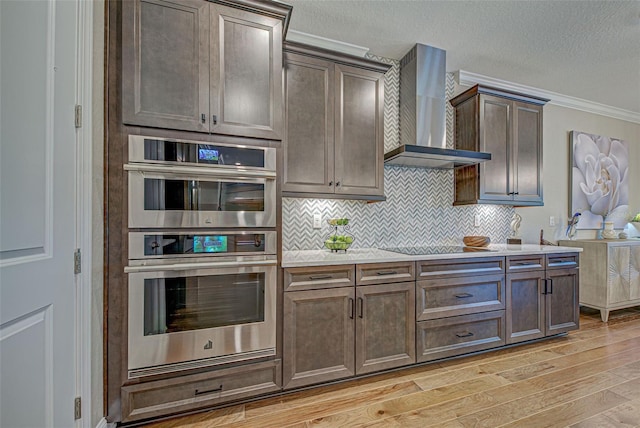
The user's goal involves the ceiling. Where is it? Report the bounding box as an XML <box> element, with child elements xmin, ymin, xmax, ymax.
<box><xmin>285</xmin><ymin>0</ymin><xmax>640</xmax><ymax>115</ymax></box>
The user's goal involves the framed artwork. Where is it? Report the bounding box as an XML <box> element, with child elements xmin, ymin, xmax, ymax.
<box><xmin>570</xmin><ymin>130</ymin><xmax>629</xmax><ymax>229</ymax></box>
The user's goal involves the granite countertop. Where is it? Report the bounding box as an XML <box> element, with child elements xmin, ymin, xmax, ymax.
<box><xmin>282</xmin><ymin>244</ymin><xmax>582</xmax><ymax>268</ymax></box>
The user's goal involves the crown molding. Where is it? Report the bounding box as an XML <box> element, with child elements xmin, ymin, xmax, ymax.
<box><xmin>285</xmin><ymin>30</ymin><xmax>369</xmax><ymax>57</ymax></box>
<box><xmin>455</xmin><ymin>70</ymin><xmax>640</xmax><ymax>124</ymax></box>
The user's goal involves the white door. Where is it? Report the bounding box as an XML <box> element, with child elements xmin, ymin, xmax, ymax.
<box><xmin>1</xmin><ymin>0</ymin><xmax>78</xmax><ymax>427</ymax></box>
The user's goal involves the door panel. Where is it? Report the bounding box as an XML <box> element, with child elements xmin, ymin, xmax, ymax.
<box><xmin>122</xmin><ymin>0</ymin><xmax>210</xmax><ymax>132</ymax></box>
<box><xmin>479</xmin><ymin>95</ymin><xmax>511</xmax><ymax>201</ymax></box>
<box><xmin>283</xmin><ymin>53</ymin><xmax>334</xmax><ymax>192</ymax></box>
<box><xmin>514</xmin><ymin>102</ymin><xmax>543</xmax><ymax>202</ymax></box>
<box><xmin>283</xmin><ymin>288</ymin><xmax>355</xmax><ymax>389</ymax></box>
<box><xmin>546</xmin><ymin>268</ymin><xmax>580</xmax><ymax>335</ymax></box>
<box><xmin>211</xmin><ymin>6</ymin><xmax>283</xmax><ymax>139</ymax></box>
<box><xmin>506</xmin><ymin>271</ymin><xmax>545</xmax><ymax>344</ymax></box>
<box><xmin>356</xmin><ymin>282</ymin><xmax>415</xmax><ymax>375</ymax></box>
<box><xmin>334</xmin><ymin>64</ymin><xmax>384</xmax><ymax>197</ymax></box>
<box><xmin>0</xmin><ymin>0</ymin><xmax>77</xmax><ymax>426</ymax></box>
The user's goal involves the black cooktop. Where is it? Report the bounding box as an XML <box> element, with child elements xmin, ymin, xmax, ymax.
<box><xmin>381</xmin><ymin>246</ymin><xmax>495</xmax><ymax>255</ymax></box>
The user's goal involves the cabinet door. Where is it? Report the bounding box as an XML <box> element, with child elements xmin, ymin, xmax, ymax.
<box><xmin>334</xmin><ymin>64</ymin><xmax>385</xmax><ymax>198</ymax></box>
<box><xmin>513</xmin><ymin>101</ymin><xmax>543</xmax><ymax>204</ymax></box>
<box><xmin>506</xmin><ymin>271</ymin><xmax>545</xmax><ymax>344</ymax></box>
<box><xmin>282</xmin><ymin>53</ymin><xmax>335</xmax><ymax>193</ymax></box>
<box><xmin>210</xmin><ymin>5</ymin><xmax>283</xmax><ymax>140</ymax></box>
<box><xmin>630</xmin><ymin>245</ymin><xmax>640</xmax><ymax>300</ymax></box>
<box><xmin>479</xmin><ymin>94</ymin><xmax>512</xmax><ymax>202</ymax></box>
<box><xmin>546</xmin><ymin>268</ymin><xmax>580</xmax><ymax>335</ymax></box>
<box><xmin>355</xmin><ymin>282</ymin><xmax>415</xmax><ymax>375</ymax></box>
<box><xmin>608</xmin><ymin>245</ymin><xmax>631</xmax><ymax>303</ymax></box>
<box><xmin>122</xmin><ymin>0</ymin><xmax>210</xmax><ymax>132</ymax></box>
<box><xmin>283</xmin><ymin>288</ymin><xmax>355</xmax><ymax>389</ymax></box>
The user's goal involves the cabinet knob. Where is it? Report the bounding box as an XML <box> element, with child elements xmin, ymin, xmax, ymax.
<box><xmin>336</xmin><ymin>181</ymin><xmax>341</xmax><ymax>187</ymax></box>
<box><xmin>212</xmin><ymin>115</ymin><xmax>218</xmax><ymax>125</ymax></box>
<box><xmin>201</xmin><ymin>113</ymin><xmax>206</xmax><ymax>123</ymax></box>
<box><xmin>328</xmin><ymin>181</ymin><xmax>333</xmax><ymax>186</ymax></box>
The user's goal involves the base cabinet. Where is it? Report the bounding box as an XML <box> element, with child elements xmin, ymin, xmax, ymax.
<box><xmin>506</xmin><ymin>254</ymin><xmax>579</xmax><ymax>344</ymax></box>
<box><xmin>283</xmin><ymin>263</ymin><xmax>415</xmax><ymax>389</ymax></box>
<box><xmin>121</xmin><ymin>360</ymin><xmax>281</xmax><ymax>423</ymax></box>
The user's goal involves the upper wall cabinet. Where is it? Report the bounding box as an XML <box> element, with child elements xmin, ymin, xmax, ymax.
<box><xmin>451</xmin><ymin>85</ymin><xmax>549</xmax><ymax>206</ymax></box>
<box><xmin>282</xmin><ymin>42</ymin><xmax>391</xmax><ymax>201</ymax></box>
<box><xmin>122</xmin><ymin>0</ymin><xmax>291</xmax><ymax>140</ymax></box>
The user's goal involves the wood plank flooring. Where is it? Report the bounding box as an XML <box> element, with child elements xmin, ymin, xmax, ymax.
<box><xmin>147</xmin><ymin>307</ymin><xmax>640</xmax><ymax>427</ymax></box>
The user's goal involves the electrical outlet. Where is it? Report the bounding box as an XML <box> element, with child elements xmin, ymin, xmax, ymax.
<box><xmin>549</xmin><ymin>216</ymin><xmax>556</xmax><ymax>227</ymax></box>
<box><xmin>474</xmin><ymin>214</ymin><xmax>480</xmax><ymax>227</ymax></box>
<box><xmin>313</xmin><ymin>213</ymin><xmax>322</xmax><ymax>229</ymax></box>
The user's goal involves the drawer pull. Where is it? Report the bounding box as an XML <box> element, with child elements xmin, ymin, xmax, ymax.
<box><xmin>309</xmin><ymin>275</ymin><xmax>332</xmax><ymax>280</ymax></box>
<box><xmin>455</xmin><ymin>293</ymin><xmax>474</xmax><ymax>299</ymax></box>
<box><xmin>194</xmin><ymin>385</ymin><xmax>223</xmax><ymax>396</ymax></box>
<box><xmin>513</xmin><ymin>262</ymin><xmax>537</xmax><ymax>266</ymax></box>
<box><xmin>455</xmin><ymin>331</ymin><xmax>474</xmax><ymax>338</ymax></box>
<box><xmin>358</xmin><ymin>297</ymin><xmax>364</xmax><ymax>318</ymax></box>
<box><xmin>348</xmin><ymin>298</ymin><xmax>354</xmax><ymax>319</ymax></box>
<box><xmin>376</xmin><ymin>271</ymin><xmax>398</xmax><ymax>276</ymax></box>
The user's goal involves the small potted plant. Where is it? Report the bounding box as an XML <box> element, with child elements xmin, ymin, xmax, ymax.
<box><xmin>631</xmin><ymin>212</ymin><xmax>640</xmax><ymax>229</ymax></box>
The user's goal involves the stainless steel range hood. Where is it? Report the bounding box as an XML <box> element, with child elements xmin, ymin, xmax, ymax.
<box><xmin>384</xmin><ymin>44</ymin><xmax>491</xmax><ymax>169</ymax></box>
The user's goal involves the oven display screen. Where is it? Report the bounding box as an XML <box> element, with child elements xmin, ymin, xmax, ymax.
<box><xmin>198</xmin><ymin>148</ymin><xmax>219</xmax><ymax>162</ymax></box>
<box><xmin>193</xmin><ymin>235</ymin><xmax>227</xmax><ymax>253</ymax></box>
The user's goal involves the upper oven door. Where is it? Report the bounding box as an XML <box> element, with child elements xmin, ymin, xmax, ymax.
<box><xmin>125</xmin><ymin>164</ymin><xmax>276</xmax><ymax>229</ymax></box>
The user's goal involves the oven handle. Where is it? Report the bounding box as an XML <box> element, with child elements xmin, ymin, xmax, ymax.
<box><xmin>124</xmin><ymin>259</ymin><xmax>277</xmax><ymax>273</ymax></box>
<box><xmin>124</xmin><ymin>163</ymin><xmax>276</xmax><ymax>179</ymax></box>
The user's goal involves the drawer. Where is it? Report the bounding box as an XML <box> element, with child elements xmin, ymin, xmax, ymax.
<box><xmin>284</xmin><ymin>265</ymin><xmax>355</xmax><ymax>291</ymax></box>
<box><xmin>416</xmin><ymin>310</ymin><xmax>505</xmax><ymax>362</ymax></box>
<box><xmin>546</xmin><ymin>253</ymin><xmax>579</xmax><ymax>270</ymax></box>
<box><xmin>506</xmin><ymin>255</ymin><xmax>545</xmax><ymax>273</ymax></box>
<box><xmin>121</xmin><ymin>359</ymin><xmax>281</xmax><ymax>423</ymax></box>
<box><xmin>417</xmin><ymin>257</ymin><xmax>504</xmax><ymax>279</ymax></box>
<box><xmin>417</xmin><ymin>273</ymin><xmax>505</xmax><ymax>320</ymax></box>
<box><xmin>356</xmin><ymin>261</ymin><xmax>415</xmax><ymax>286</ymax></box>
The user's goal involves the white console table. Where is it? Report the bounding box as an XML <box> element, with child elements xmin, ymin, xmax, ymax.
<box><xmin>559</xmin><ymin>239</ymin><xmax>640</xmax><ymax>322</ymax></box>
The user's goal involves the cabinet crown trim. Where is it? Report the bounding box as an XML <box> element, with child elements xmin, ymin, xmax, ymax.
<box><xmin>284</xmin><ymin>41</ymin><xmax>392</xmax><ymax>73</ymax></box>
<box><xmin>450</xmin><ymin>83</ymin><xmax>550</xmax><ymax>107</ymax></box>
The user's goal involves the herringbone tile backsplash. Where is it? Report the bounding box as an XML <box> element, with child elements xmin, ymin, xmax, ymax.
<box><xmin>282</xmin><ymin>56</ymin><xmax>514</xmax><ymax>251</ymax></box>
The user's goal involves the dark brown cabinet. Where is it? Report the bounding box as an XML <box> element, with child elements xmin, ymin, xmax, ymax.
<box><xmin>282</xmin><ymin>42</ymin><xmax>390</xmax><ymax>200</ymax></box>
<box><xmin>283</xmin><ymin>287</ymin><xmax>356</xmax><ymax>389</ymax></box>
<box><xmin>356</xmin><ymin>282</ymin><xmax>415</xmax><ymax>375</ymax></box>
<box><xmin>415</xmin><ymin>257</ymin><xmax>506</xmax><ymax>362</ymax></box>
<box><xmin>506</xmin><ymin>253</ymin><xmax>579</xmax><ymax>344</ymax></box>
<box><xmin>122</xmin><ymin>0</ymin><xmax>288</xmax><ymax>139</ymax></box>
<box><xmin>451</xmin><ymin>84</ymin><xmax>548</xmax><ymax>206</ymax></box>
<box><xmin>283</xmin><ymin>262</ymin><xmax>415</xmax><ymax>389</ymax></box>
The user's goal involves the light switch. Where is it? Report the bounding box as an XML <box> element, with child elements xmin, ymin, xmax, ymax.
<box><xmin>474</xmin><ymin>214</ymin><xmax>480</xmax><ymax>227</ymax></box>
<box><xmin>313</xmin><ymin>213</ymin><xmax>322</xmax><ymax>229</ymax></box>
<box><xmin>549</xmin><ymin>216</ymin><xmax>556</xmax><ymax>226</ymax></box>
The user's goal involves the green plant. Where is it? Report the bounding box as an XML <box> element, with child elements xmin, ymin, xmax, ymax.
<box><xmin>632</xmin><ymin>212</ymin><xmax>640</xmax><ymax>222</ymax></box>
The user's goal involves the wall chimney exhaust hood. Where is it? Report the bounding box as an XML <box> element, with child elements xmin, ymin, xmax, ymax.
<box><xmin>384</xmin><ymin>44</ymin><xmax>491</xmax><ymax>169</ymax></box>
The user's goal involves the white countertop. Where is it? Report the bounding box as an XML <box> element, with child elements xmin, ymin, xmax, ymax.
<box><xmin>282</xmin><ymin>244</ymin><xmax>582</xmax><ymax>268</ymax></box>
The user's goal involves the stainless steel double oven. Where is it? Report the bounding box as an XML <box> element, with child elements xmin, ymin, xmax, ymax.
<box><xmin>125</xmin><ymin>135</ymin><xmax>277</xmax><ymax>378</ymax></box>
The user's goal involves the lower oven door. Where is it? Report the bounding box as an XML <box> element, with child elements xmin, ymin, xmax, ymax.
<box><xmin>126</xmin><ymin>257</ymin><xmax>276</xmax><ymax>378</ymax></box>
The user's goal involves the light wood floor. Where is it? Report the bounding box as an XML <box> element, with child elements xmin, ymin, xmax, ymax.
<box><xmin>148</xmin><ymin>307</ymin><xmax>640</xmax><ymax>428</ymax></box>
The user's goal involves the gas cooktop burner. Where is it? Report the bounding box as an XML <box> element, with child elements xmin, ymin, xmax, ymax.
<box><xmin>381</xmin><ymin>245</ymin><xmax>495</xmax><ymax>255</ymax></box>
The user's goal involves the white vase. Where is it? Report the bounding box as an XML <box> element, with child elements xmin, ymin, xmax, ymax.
<box><xmin>602</xmin><ymin>221</ymin><xmax>617</xmax><ymax>239</ymax></box>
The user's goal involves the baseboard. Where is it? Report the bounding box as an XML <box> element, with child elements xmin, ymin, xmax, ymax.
<box><xmin>95</xmin><ymin>417</ymin><xmax>114</xmax><ymax>428</ymax></box>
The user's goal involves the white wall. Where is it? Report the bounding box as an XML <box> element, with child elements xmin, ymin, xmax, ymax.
<box><xmin>517</xmin><ymin>104</ymin><xmax>640</xmax><ymax>244</ymax></box>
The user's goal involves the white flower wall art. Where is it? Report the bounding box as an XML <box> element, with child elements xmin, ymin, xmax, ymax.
<box><xmin>570</xmin><ymin>131</ymin><xmax>629</xmax><ymax>229</ymax></box>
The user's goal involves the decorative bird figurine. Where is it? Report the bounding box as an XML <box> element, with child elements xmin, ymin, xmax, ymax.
<box><xmin>566</xmin><ymin>212</ymin><xmax>581</xmax><ymax>239</ymax></box>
